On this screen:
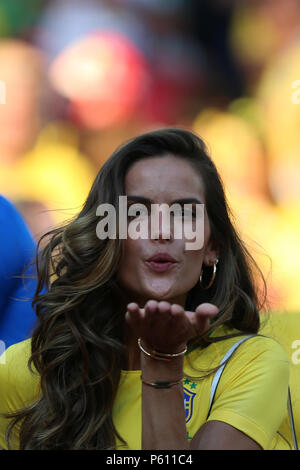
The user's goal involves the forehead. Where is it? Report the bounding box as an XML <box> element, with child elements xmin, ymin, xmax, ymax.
<box><xmin>125</xmin><ymin>155</ymin><xmax>205</xmax><ymax>201</ymax></box>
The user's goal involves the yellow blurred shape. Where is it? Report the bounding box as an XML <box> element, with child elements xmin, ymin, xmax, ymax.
<box><xmin>256</xmin><ymin>39</ymin><xmax>300</xmax><ymax>204</ymax></box>
<box><xmin>230</xmin><ymin>3</ymin><xmax>277</xmax><ymax>66</ymax></box>
<box><xmin>260</xmin><ymin>311</ymin><xmax>300</xmax><ymax>447</ymax></box>
<box><xmin>0</xmin><ymin>122</ymin><xmax>96</xmax><ymax>226</ymax></box>
<box><xmin>194</xmin><ymin>109</ymin><xmax>268</xmax><ymax>202</ymax></box>
<box><xmin>0</xmin><ymin>39</ymin><xmax>45</xmax><ymax>159</ymax></box>
<box><xmin>193</xmin><ymin>109</ymin><xmax>300</xmax><ymax>311</ymax></box>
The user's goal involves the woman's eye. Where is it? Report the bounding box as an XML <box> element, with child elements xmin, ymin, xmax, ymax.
<box><xmin>187</xmin><ymin>210</ymin><xmax>197</xmax><ymax>218</ymax></box>
<box><xmin>127</xmin><ymin>204</ymin><xmax>149</xmax><ymax>219</ymax></box>
<box><xmin>177</xmin><ymin>208</ymin><xmax>197</xmax><ymax>219</ymax></box>
<box><xmin>128</xmin><ymin>212</ymin><xmax>144</xmax><ymax>219</ymax></box>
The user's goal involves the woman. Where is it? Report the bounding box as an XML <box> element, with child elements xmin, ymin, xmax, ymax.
<box><xmin>0</xmin><ymin>128</ymin><xmax>291</xmax><ymax>450</ymax></box>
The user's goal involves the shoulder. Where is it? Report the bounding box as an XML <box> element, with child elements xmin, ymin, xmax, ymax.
<box><xmin>0</xmin><ymin>339</ymin><xmax>39</xmax><ymax>414</ymax></box>
<box><xmin>186</xmin><ymin>326</ymin><xmax>290</xmax><ymax>378</ymax></box>
<box><xmin>216</xmin><ymin>332</ymin><xmax>289</xmax><ymax>366</ymax></box>
<box><xmin>0</xmin><ymin>195</ymin><xmax>24</xmax><ymax>226</ymax></box>
<box><xmin>0</xmin><ymin>195</ymin><xmax>35</xmax><ymax>259</ymax></box>
<box><xmin>200</xmin><ymin>329</ymin><xmax>290</xmax><ymax>405</ymax></box>
<box><xmin>185</xmin><ymin>328</ymin><xmax>291</xmax><ymax>449</ymax></box>
<box><xmin>203</xmin><ymin>332</ymin><xmax>291</xmax><ymax>450</ymax></box>
<box><xmin>0</xmin><ymin>195</ymin><xmax>15</xmax><ymax>213</ymax></box>
<box><xmin>215</xmin><ymin>330</ymin><xmax>290</xmax><ymax>383</ymax></box>
<box><xmin>0</xmin><ymin>339</ymin><xmax>39</xmax><ymax>450</ymax></box>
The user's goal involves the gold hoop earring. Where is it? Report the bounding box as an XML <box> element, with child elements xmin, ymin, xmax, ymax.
<box><xmin>199</xmin><ymin>259</ymin><xmax>219</xmax><ymax>290</ymax></box>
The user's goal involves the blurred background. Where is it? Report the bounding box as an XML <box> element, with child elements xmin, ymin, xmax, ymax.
<box><xmin>0</xmin><ymin>0</ymin><xmax>300</xmax><ymax>313</ymax></box>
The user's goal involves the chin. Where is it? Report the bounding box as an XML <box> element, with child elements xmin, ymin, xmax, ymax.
<box><xmin>122</xmin><ymin>277</ymin><xmax>186</xmax><ymax>305</ymax></box>
<box><xmin>144</xmin><ymin>282</ymin><xmax>175</xmax><ymax>300</ymax></box>
<box><xmin>142</xmin><ymin>284</ymin><xmax>186</xmax><ymax>305</ymax></box>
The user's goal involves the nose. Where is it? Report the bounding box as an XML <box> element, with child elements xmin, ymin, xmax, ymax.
<box><xmin>150</xmin><ymin>205</ymin><xmax>174</xmax><ymax>242</ymax></box>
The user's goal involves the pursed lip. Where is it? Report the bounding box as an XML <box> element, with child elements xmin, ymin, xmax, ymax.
<box><xmin>146</xmin><ymin>252</ymin><xmax>177</xmax><ymax>263</ymax></box>
<box><xmin>145</xmin><ymin>252</ymin><xmax>178</xmax><ymax>273</ymax></box>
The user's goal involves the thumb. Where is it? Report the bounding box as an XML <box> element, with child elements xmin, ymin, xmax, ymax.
<box><xmin>194</xmin><ymin>303</ymin><xmax>219</xmax><ymax>333</ymax></box>
<box><xmin>186</xmin><ymin>303</ymin><xmax>219</xmax><ymax>338</ymax></box>
<box><xmin>195</xmin><ymin>303</ymin><xmax>219</xmax><ymax>317</ymax></box>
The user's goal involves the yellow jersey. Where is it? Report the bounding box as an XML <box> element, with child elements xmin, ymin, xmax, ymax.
<box><xmin>0</xmin><ymin>322</ymin><xmax>293</xmax><ymax>450</ymax></box>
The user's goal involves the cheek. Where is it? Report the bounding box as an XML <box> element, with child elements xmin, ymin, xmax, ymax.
<box><xmin>204</xmin><ymin>215</ymin><xmax>211</xmax><ymax>240</ymax></box>
<box><xmin>182</xmin><ymin>251</ymin><xmax>203</xmax><ymax>281</ymax></box>
<box><xmin>117</xmin><ymin>239</ymin><xmax>141</xmax><ymax>286</ymax></box>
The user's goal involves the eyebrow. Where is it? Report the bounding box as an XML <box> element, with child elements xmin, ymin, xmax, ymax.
<box><xmin>126</xmin><ymin>195</ymin><xmax>203</xmax><ymax>205</ymax></box>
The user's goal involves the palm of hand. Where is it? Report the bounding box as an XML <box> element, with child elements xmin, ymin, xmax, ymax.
<box><xmin>125</xmin><ymin>300</ymin><xmax>219</xmax><ymax>353</ymax></box>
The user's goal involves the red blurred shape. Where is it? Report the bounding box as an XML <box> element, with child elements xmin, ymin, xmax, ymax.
<box><xmin>49</xmin><ymin>30</ymin><xmax>149</xmax><ymax>129</ymax></box>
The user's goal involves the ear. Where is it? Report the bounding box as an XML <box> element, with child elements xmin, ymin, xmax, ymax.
<box><xmin>202</xmin><ymin>238</ymin><xmax>219</xmax><ymax>267</ymax></box>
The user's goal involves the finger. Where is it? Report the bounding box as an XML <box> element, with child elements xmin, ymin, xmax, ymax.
<box><xmin>184</xmin><ymin>304</ymin><xmax>218</xmax><ymax>337</ymax></box>
<box><xmin>143</xmin><ymin>301</ymin><xmax>173</xmax><ymax>342</ymax></box>
<box><xmin>157</xmin><ymin>301</ymin><xmax>175</xmax><ymax>326</ymax></box>
<box><xmin>157</xmin><ymin>301</ymin><xmax>172</xmax><ymax>315</ymax></box>
<box><xmin>170</xmin><ymin>303</ymin><xmax>185</xmax><ymax>317</ymax></box>
<box><xmin>144</xmin><ymin>299</ymin><xmax>159</xmax><ymax>313</ymax></box>
<box><xmin>169</xmin><ymin>304</ymin><xmax>188</xmax><ymax>329</ymax></box>
<box><xmin>143</xmin><ymin>299</ymin><xmax>159</xmax><ymax>323</ymax></box>
<box><xmin>143</xmin><ymin>300</ymin><xmax>171</xmax><ymax>320</ymax></box>
<box><xmin>144</xmin><ymin>300</ymin><xmax>173</xmax><ymax>331</ymax></box>
<box><xmin>184</xmin><ymin>303</ymin><xmax>218</xmax><ymax>324</ymax></box>
<box><xmin>125</xmin><ymin>302</ymin><xmax>142</xmax><ymax>324</ymax></box>
<box><xmin>169</xmin><ymin>304</ymin><xmax>190</xmax><ymax>337</ymax></box>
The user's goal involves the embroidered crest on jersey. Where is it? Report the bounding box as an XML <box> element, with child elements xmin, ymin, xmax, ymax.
<box><xmin>183</xmin><ymin>387</ymin><xmax>196</xmax><ymax>423</ymax></box>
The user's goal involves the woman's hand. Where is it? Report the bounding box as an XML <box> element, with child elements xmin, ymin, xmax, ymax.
<box><xmin>125</xmin><ymin>300</ymin><xmax>219</xmax><ymax>354</ymax></box>
<box><xmin>126</xmin><ymin>300</ymin><xmax>219</xmax><ymax>450</ymax></box>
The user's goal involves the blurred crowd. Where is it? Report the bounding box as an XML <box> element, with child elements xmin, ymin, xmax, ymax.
<box><xmin>0</xmin><ymin>0</ymin><xmax>300</xmax><ymax>312</ymax></box>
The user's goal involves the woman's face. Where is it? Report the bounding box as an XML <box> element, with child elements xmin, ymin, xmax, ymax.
<box><xmin>117</xmin><ymin>154</ymin><xmax>218</xmax><ymax>307</ymax></box>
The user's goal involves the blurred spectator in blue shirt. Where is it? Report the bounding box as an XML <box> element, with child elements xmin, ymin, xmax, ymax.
<box><xmin>0</xmin><ymin>195</ymin><xmax>38</xmax><ymax>350</ymax></box>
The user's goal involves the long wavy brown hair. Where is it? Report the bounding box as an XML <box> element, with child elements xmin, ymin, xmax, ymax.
<box><xmin>5</xmin><ymin>128</ymin><xmax>268</xmax><ymax>449</ymax></box>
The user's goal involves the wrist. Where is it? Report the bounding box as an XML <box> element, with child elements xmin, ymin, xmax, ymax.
<box><xmin>139</xmin><ymin>337</ymin><xmax>185</xmax><ymax>378</ymax></box>
<box><xmin>138</xmin><ymin>338</ymin><xmax>187</xmax><ymax>359</ymax></box>
<box><xmin>138</xmin><ymin>338</ymin><xmax>187</xmax><ymax>361</ymax></box>
<box><xmin>140</xmin><ymin>350</ymin><xmax>184</xmax><ymax>381</ymax></box>
<box><xmin>141</xmin><ymin>376</ymin><xmax>183</xmax><ymax>389</ymax></box>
